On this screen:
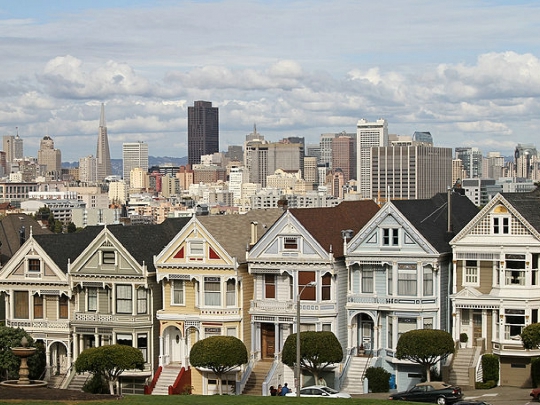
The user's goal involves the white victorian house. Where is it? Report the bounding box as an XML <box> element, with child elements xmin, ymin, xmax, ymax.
<box><xmin>450</xmin><ymin>188</ymin><xmax>540</xmax><ymax>387</ymax></box>
<box><xmin>345</xmin><ymin>192</ymin><xmax>478</xmax><ymax>391</ymax></box>
<box><xmin>247</xmin><ymin>201</ymin><xmax>380</xmax><ymax>392</ymax></box>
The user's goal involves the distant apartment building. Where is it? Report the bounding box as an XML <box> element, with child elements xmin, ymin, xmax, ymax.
<box><xmin>130</xmin><ymin>167</ymin><xmax>150</xmax><ymax>190</ymax></box>
<box><xmin>188</xmin><ymin>100</ymin><xmax>219</xmax><ymax>165</ymax></box>
<box><xmin>371</xmin><ymin>145</ymin><xmax>452</xmax><ymax>201</ymax></box>
<box><xmin>357</xmin><ymin>118</ymin><xmax>388</xmax><ymax>199</ymax></box>
<box><xmin>108</xmin><ymin>180</ymin><xmax>128</xmax><ymax>205</ymax></box>
<box><xmin>0</xmin><ymin>182</ymin><xmax>39</xmax><ymax>205</ymax></box>
<box><xmin>177</xmin><ymin>165</ymin><xmax>194</xmax><ymax>191</ymax></box>
<box><xmin>452</xmin><ymin>158</ymin><xmax>467</xmax><ymax>186</ymax></box>
<box><xmin>461</xmin><ymin>178</ymin><xmax>497</xmax><ymax>206</ymax></box>
<box><xmin>123</xmin><ymin>141</ymin><xmax>148</xmax><ymax>185</ymax></box>
<box><xmin>483</xmin><ymin>151</ymin><xmax>506</xmax><ymax>180</ymax></box>
<box><xmin>455</xmin><ymin>146</ymin><xmax>482</xmax><ymax>178</ymax></box>
<box><xmin>193</xmin><ymin>165</ymin><xmax>227</xmax><ymax>184</ymax></box>
<box><xmin>161</xmin><ymin>174</ymin><xmax>181</xmax><ymax>198</ymax></box>
<box><xmin>79</xmin><ymin>155</ymin><xmax>97</xmax><ymax>183</ymax></box>
<box><xmin>229</xmin><ymin>166</ymin><xmax>248</xmax><ymax>201</ymax></box>
<box><xmin>303</xmin><ymin>156</ymin><xmax>318</xmax><ymax>185</ymax></box>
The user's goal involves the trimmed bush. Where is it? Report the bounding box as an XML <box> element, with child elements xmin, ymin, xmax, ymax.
<box><xmin>531</xmin><ymin>357</ymin><xmax>540</xmax><ymax>387</ymax></box>
<box><xmin>481</xmin><ymin>354</ymin><xmax>499</xmax><ymax>383</ymax></box>
<box><xmin>83</xmin><ymin>374</ymin><xmax>109</xmax><ymax>394</ymax></box>
<box><xmin>365</xmin><ymin>366</ymin><xmax>391</xmax><ymax>393</ymax></box>
<box><xmin>475</xmin><ymin>380</ymin><xmax>496</xmax><ymax>389</ymax></box>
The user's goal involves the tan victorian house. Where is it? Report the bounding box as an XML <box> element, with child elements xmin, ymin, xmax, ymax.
<box><xmin>154</xmin><ymin>210</ymin><xmax>281</xmax><ymax>395</ymax></box>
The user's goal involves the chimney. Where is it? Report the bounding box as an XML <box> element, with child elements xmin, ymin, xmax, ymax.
<box><xmin>250</xmin><ymin>221</ymin><xmax>258</xmax><ymax>245</ymax></box>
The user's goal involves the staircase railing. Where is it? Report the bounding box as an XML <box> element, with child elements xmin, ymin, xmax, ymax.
<box><xmin>144</xmin><ymin>365</ymin><xmax>162</xmax><ymax>395</ymax></box>
<box><xmin>169</xmin><ymin>366</ymin><xmax>191</xmax><ymax>395</ymax></box>
<box><xmin>237</xmin><ymin>357</ymin><xmax>255</xmax><ymax>395</ymax></box>
<box><xmin>360</xmin><ymin>350</ymin><xmax>374</xmax><ymax>384</ymax></box>
<box><xmin>58</xmin><ymin>364</ymin><xmax>77</xmax><ymax>390</ymax></box>
<box><xmin>336</xmin><ymin>347</ymin><xmax>355</xmax><ymax>391</ymax></box>
<box><xmin>262</xmin><ymin>360</ymin><xmax>279</xmax><ymax>396</ymax></box>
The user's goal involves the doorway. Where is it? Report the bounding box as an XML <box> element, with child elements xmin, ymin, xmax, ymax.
<box><xmin>261</xmin><ymin>323</ymin><xmax>275</xmax><ymax>359</ymax></box>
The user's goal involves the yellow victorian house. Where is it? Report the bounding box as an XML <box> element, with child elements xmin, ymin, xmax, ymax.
<box><xmin>153</xmin><ymin>210</ymin><xmax>281</xmax><ymax>395</ymax></box>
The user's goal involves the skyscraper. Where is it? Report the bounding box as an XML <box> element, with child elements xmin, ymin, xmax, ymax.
<box><xmin>188</xmin><ymin>101</ymin><xmax>219</xmax><ymax>165</ymax></box>
<box><xmin>332</xmin><ymin>135</ymin><xmax>356</xmax><ymax>182</ymax></box>
<box><xmin>37</xmin><ymin>135</ymin><xmax>61</xmax><ymax>178</ymax></box>
<box><xmin>96</xmin><ymin>103</ymin><xmax>112</xmax><ymax>181</ymax></box>
<box><xmin>357</xmin><ymin>118</ymin><xmax>388</xmax><ymax>199</ymax></box>
<box><xmin>455</xmin><ymin>147</ymin><xmax>482</xmax><ymax>178</ymax></box>
<box><xmin>123</xmin><ymin>142</ymin><xmax>149</xmax><ymax>185</ymax></box>
<box><xmin>3</xmin><ymin>132</ymin><xmax>23</xmax><ymax>165</ymax></box>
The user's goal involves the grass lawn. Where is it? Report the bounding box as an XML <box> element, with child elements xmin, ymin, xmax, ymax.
<box><xmin>0</xmin><ymin>394</ymin><xmax>419</xmax><ymax>405</ymax></box>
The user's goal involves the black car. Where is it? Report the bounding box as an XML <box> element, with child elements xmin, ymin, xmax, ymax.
<box><xmin>388</xmin><ymin>381</ymin><xmax>463</xmax><ymax>404</ymax></box>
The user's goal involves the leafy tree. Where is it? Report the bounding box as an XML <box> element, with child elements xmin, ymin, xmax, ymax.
<box><xmin>0</xmin><ymin>326</ymin><xmax>45</xmax><ymax>380</ymax></box>
<box><xmin>47</xmin><ymin>213</ymin><xmax>56</xmax><ymax>232</ymax></box>
<box><xmin>521</xmin><ymin>323</ymin><xmax>540</xmax><ymax>350</ymax></box>
<box><xmin>53</xmin><ymin>221</ymin><xmax>63</xmax><ymax>233</ymax></box>
<box><xmin>74</xmin><ymin>344</ymin><xmax>144</xmax><ymax>395</ymax></box>
<box><xmin>67</xmin><ymin>222</ymin><xmax>77</xmax><ymax>233</ymax></box>
<box><xmin>189</xmin><ymin>336</ymin><xmax>248</xmax><ymax>395</ymax></box>
<box><xmin>395</xmin><ymin>329</ymin><xmax>454</xmax><ymax>382</ymax></box>
<box><xmin>282</xmin><ymin>331</ymin><xmax>343</xmax><ymax>384</ymax></box>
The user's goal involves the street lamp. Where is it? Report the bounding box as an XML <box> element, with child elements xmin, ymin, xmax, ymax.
<box><xmin>296</xmin><ymin>280</ymin><xmax>316</xmax><ymax>397</ymax></box>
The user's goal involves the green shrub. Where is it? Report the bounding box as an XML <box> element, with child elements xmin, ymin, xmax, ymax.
<box><xmin>365</xmin><ymin>366</ymin><xmax>391</xmax><ymax>393</ymax></box>
<box><xmin>531</xmin><ymin>357</ymin><xmax>540</xmax><ymax>387</ymax></box>
<box><xmin>475</xmin><ymin>380</ymin><xmax>496</xmax><ymax>389</ymax></box>
<box><xmin>481</xmin><ymin>354</ymin><xmax>499</xmax><ymax>383</ymax></box>
<box><xmin>82</xmin><ymin>374</ymin><xmax>109</xmax><ymax>394</ymax></box>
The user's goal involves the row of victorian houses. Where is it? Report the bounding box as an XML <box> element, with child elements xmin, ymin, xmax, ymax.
<box><xmin>0</xmin><ymin>188</ymin><xmax>539</xmax><ymax>395</ymax></box>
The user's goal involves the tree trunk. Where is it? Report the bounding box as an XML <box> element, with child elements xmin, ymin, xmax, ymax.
<box><xmin>425</xmin><ymin>365</ymin><xmax>431</xmax><ymax>382</ymax></box>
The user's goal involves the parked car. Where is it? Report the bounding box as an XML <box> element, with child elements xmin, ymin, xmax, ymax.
<box><xmin>285</xmin><ymin>385</ymin><xmax>351</xmax><ymax>398</ymax></box>
<box><xmin>531</xmin><ymin>387</ymin><xmax>540</xmax><ymax>400</ymax></box>
<box><xmin>388</xmin><ymin>381</ymin><xmax>463</xmax><ymax>404</ymax></box>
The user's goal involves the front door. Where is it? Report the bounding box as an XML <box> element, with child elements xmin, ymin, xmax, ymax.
<box><xmin>361</xmin><ymin>321</ymin><xmax>373</xmax><ymax>350</ymax></box>
<box><xmin>261</xmin><ymin>323</ymin><xmax>275</xmax><ymax>359</ymax></box>
<box><xmin>170</xmin><ymin>329</ymin><xmax>182</xmax><ymax>363</ymax></box>
<box><xmin>473</xmin><ymin>311</ymin><xmax>482</xmax><ymax>344</ymax></box>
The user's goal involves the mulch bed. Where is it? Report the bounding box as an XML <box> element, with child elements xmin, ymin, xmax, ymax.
<box><xmin>0</xmin><ymin>385</ymin><xmax>120</xmax><ymax>401</ymax></box>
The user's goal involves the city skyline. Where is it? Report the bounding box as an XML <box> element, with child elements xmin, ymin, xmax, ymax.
<box><xmin>0</xmin><ymin>1</ymin><xmax>539</xmax><ymax>161</ymax></box>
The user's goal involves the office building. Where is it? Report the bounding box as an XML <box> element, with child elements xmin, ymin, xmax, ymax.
<box><xmin>357</xmin><ymin>118</ymin><xmax>388</xmax><ymax>199</ymax></box>
<box><xmin>3</xmin><ymin>132</ymin><xmax>23</xmax><ymax>165</ymax></box>
<box><xmin>303</xmin><ymin>156</ymin><xmax>318</xmax><ymax>185</ymax></box>
<box><xmin>483</xmin><ymin>152</ymin><xmax>505</xmax><ymax>180</ymax></box>
<box><xmin>123</xmin><ymin>142</ymin><xmax>149</xmax><ymax>185</ymax></box>
<box><xmin>455</xmin><ymin>147</ymin><xmax>482</xmax><ymax>178</ymax></box>
<box><xmin>514</xmin><ymin>144</ymin><xmax>539</xmax><ymax>180</ymax></box>
<box><xmin>37</xmin><ymin>135</ymin><xmax>61</xmax><ymax>178</ymax></box>
<box><xmin>371</xmin><ymin>145</ymin><xmax>452</xmax><ymax>201</ymax></box>
<box><xmin>188</xmin><ymin>101</ymin><xmax>219</xmax><ymax>165</ymax></box>
<box><xmin>332</xmin><ymin>135</ymin><xmax>356</xmax><ymax>182</ymax></box>
<box><xmin>96</xmin><ymin>103</ymin><xmax>112</xmax><ymax>182</ymax></box>
<box><xmin>244</xmin><ymin>140</ymin><xmax>303</xmax><ymax>187</ymax></box>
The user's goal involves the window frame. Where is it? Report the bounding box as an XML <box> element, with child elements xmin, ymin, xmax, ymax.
<box><xmin>283</xmin><ymin>236</ymin><xmax>299</xmax><ymax>250</ymax></box>
<box><xmin>87</xmin><ymin>287</ymin><xmax>97</xmax><ymax>312</ymax></box>
<box><xmin>171</xmin><ymin>280</ymin><xmax>185</xmax><ymax>305</ymax></box>
<box><xmin>204</xmin><ymin>277</ymin><xmax>221</xmax><ymax>307</ymax></box>
<box><xmin>382</xmin><ymin>228</ymin><xmax>399</xmax><ymax>246</ymax></box>
<box><xmin>102</xmin><ymin>251</ymin><xmax>116</xmax><ymax>265</ymax></box>
<box><xmin>188</xmin><ymin>240</ymin><xmax>204</xmax><ymax>257</ymax></box>
<box><xmin>116</xmin><ymin>284</ymin><xmax>133</xmax><ymax>314</ymax></box>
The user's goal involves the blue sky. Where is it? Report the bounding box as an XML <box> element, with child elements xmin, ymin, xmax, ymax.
<box><xmin>0</xmin><ymin>0</ymin><xmax>539</xmax><ymax>161</ymax></box>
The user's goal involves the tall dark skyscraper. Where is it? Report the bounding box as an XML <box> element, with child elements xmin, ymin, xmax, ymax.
<box><xmin>188</xmin><ymin>100</ymin><xmax>219</xmax><ymax>165</ymax></box>
<box><xmin>96</xmin><ymin>103</ymin><xmax>112</xmax><ymax>181</ymax></box>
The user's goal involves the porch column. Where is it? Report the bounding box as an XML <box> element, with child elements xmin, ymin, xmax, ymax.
<box><xmin>158</xmin><ymin>334</ymin><xmax>164</xmax><ymax>367</ymax></box>
<box><xmin>72</xmin><ymin>333</ymin><xmax>79</xmax><ymax>361</ymax></box>
<box><xmin>274</xmin><ymin>322</ymin><xmax>279</xmax><ymax>358</ymax></box>
<box><xmin>45</xmin><ymin>341</ymin><xmax>52</xmax><ymax>380</ymax></box>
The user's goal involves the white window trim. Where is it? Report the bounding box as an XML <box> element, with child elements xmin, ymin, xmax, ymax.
<box><xmin>463</xmin><ymin>260</ymin><xmax>480</xmax><ymax>287</ymax></box>
<box><xmin>188</xmin><ymin>240</ymin><xmax>205</xmax><ymax>257</ymax></box>
<box><xmin>171</xmin><ymin>280</ymin><xmax>185</xmax><ymax>306</ymax></box>
<box><xmin>25</xmin><ymin>256</ymin><xmax>43</xmax><ymax>277</ymax></box>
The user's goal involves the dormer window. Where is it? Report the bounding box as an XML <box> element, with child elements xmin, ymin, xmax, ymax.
<box><xmin>25</xmin><ymin>258</ymin><xmax>42</xmax><ymax>278</ymax></box>
<box><xmin>102</xmin><ymin>251</ymin><xmax>116</xmax><ymax>265</ymax></box>
<box><xmin>189</xmin><ymin>240</ymin><xmax>204</xmax><ymax>257</ymax></box>
<box><xmin>493</xmin><ymin>216</ymin><xmax>510</xmax><ymax>234</ymax></box>
<box><xmin>284</xmin><ymin>237</ymin><xmax>299</xmax><ymax>250</ymax></box>
<box><xmin>382</xmin><ymin>228</ymin><xmax>399</xmax><ymax>246</ymax></box>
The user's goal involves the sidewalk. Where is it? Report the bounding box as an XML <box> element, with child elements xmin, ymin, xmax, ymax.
<box><xmin>355</xmin><ymin>385</ymin><xmax>534</xmax><ymax>404</ymax></box>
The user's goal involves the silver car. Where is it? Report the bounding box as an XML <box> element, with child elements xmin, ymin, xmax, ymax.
<box><xmin>286</xmin><ymin>385</ymin><xmax>352</xmax><ymax>398</ymax></box>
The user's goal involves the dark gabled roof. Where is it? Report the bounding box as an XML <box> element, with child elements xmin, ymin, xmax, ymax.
<box><xmin>108</xmin><ymin>217</ymin><xmax>191</xmax><ymax>271</ymax></box>
<box><xmin>0</xmin><ymin>214</ymin><xmax>52</xmax><ymax>265</ymax></box>
<box><xmin>198</xmin><ymin>210</ymin><xmax>283</xmax><ymax>262</ymax></box>
<box><xmin>33</xmin><ymin>227</ymin><xmax>103</xmax><ymax>273</ymax></box>
<box><xmin>392</xmin><ymin>192</ymin><xmax>479</xmax><ymax>253</ymax></box>
<box><xmin>500</xmin><ymin>188</ymin><xmax>540</xmax><ymax>233</ymax></box>
<box><xmin>32</xmin><ymin>217</ymin><xmax>191</xmax><ymax>274</ymax></box>
<box><xmin>289</xmin><ymin>200</ymin><xmax>381</xmax><ymax>258</ymax></box>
